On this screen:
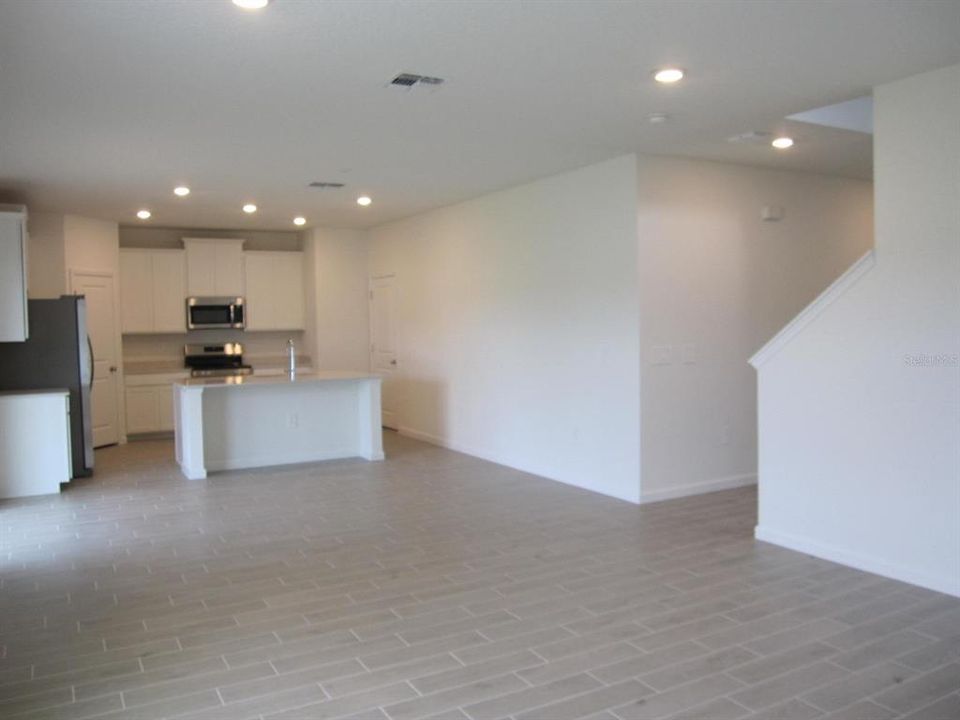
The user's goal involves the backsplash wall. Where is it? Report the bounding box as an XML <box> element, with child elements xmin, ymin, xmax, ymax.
<box><xmin>123</xmin><ymin>330</ymin><xmax>308</xmax><ymax>367</ymax></box>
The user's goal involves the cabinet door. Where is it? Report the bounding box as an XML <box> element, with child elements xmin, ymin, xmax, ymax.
<box><xmin>119</xmin><ymin>250</ymin><xmax>153</xmax><ymax>333</ymax></box>
<box><xmin>185</xmin><ymin>243</ymin><xmax>218</xmax><ymax>296</ymax></box>
<box><xmin>151</xmin><ymin>251</ymin><xmax>187</xmax><ymax>333</ymax></box>
<box><xmin>125</xmin><ymin>387</ymin><xmax>159</xmax><ymax>434</ymax></box>
<box><xmin>157</xmin><ymin>385</ymin><xmax>175</xmax><ymax>431</ymax></box>
<box><xmin>0</xmin><ymin>213</ymin><xmax>29</xmax><ymax>342</ymax></box>
<box><xmin>275</xmin><ymin>252</ymin><xmax>305</xmax><ymax>329</ymax></box>
<box><xmin>243</xmin><ymin>253</ymin><xmax>274</xmax><ymax>330</ymax></box>
<box><xmin>215</xmin><ymin>244</ymin><xmax>245</xmax><ymax>296</ymax></box>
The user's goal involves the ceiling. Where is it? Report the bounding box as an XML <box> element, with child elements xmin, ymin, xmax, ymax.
<box><xmin>0</xmin><ymin>1</ymin><xmax>958</xmax><ymax>231</ymax></box>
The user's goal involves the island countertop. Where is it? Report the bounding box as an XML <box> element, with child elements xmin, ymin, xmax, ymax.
<box><xmin>175</xmin><ymin>371</ymin><xmax>379</xmax><ymax>389</ymax></box>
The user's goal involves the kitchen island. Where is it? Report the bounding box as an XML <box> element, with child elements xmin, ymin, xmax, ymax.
<box><xmin>173</xmin><ymin>372</ymin><xmax>383</xmax><ymax>480</ymax></box>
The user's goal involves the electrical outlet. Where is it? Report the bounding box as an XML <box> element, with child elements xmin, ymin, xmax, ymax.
<box><xmin>652</xmin><ymin>345</ymin><xmax>673</xmax><ymax>366</ymax></box>
<box><xmin>287</xmin><ymin>413</ymin><xmax>299</xmax><ymax>429</ymax></box>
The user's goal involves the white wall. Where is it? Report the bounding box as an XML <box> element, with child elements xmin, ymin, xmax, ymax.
<box><xmin>64</xmin><ymin>214</ymin><xmax>120</xmax><ymax>282</ymax></box>
<box><xmin>753</xmin><ymin>64</ymin><xmax>960</xmax><ymax>597</ymax></box>
<box><xmin>26</xmin><ymin>211</ymin><xmax>66</xmax><ymax>299</ymax></box>
<box><xmin>369</xmin><ymin>155</ymin><xmax>642</xmax><ymax>502</ymax></box>
<box><xmin>304</xmin><ymin>227</ymin><xmax>371</xmax><ymax>371</ymax></box>
<box><xmin>637</xmin><ymin>157</ymin><xmax>873</xmax><ymax>502</ymax></box>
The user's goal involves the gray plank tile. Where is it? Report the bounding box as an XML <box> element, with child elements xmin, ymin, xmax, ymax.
<box><xmin>731</xmin><ymin>662</ymin><xmax>844</xmax><ymax>711</ymax></box>
<box><xmin>516</xmin><ymin>679</ymin><xmax>654</xmax><ymax>720</ymax></box>
<box><xmin>802</xmin><ymin>661</ymin><xmax>918</xmax><ymax>712</ymax></box>
<box><xmin>266</xmin><ymin>682</ymin><xmax>418</xmax><ymax>720</ymax></box>
<box><xmin>612</xmin><ymin>674</ymin><xmax>745</xmax><ymax>720</ymax></box>
<box><xmin>383</xmin><ymin>673</ymin><xmax>528</xmax><ymax>720</ymax></box>
<box><xmin>462</xmin><ymin>672</ymin><xmax>603</xmax><ymax>720</ymax></box>
<box><xmin>870</xmin><ymin>663</ymin><xmax>960</xmax><ymax>714</ymax></box>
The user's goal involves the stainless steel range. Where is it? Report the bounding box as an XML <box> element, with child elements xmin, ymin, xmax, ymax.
<box><xmin>184</xmin><ymin>343</ymin><xmax>253</xmax><ymax>378</ymax></box>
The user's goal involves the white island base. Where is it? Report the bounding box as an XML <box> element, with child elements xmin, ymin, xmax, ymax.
<box><xmin>174</xmin><ymin>372</ymin><xmax>383</xmax><ymax>480</ymax></box>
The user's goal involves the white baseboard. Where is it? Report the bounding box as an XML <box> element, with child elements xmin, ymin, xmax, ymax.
<box><xmin>755</xmin><ymin>525</ymin><xmax>960</xmax><ymax>598</ymax></box>
<box><xmin>397</xmin><ymin>426</ymin><xmax>448</xmax><ymax>448</ymax></box>
<box><xmin>397</xmin><ymin>425</ymin><xmax>641</xmax><ymax>504</ymax></box>
<box><xmin>205</xmin><ymin>447</ymin><xmax>360</xmax><ymax>473</ymax></box>
<box><xmin>640</xmin><ymin>473</ymin><xmax>757</xmax><ymax>504</ymax></box>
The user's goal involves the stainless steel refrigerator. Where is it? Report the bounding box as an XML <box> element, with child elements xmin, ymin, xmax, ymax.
<box><xmin>0</xmin><ymin>296</ymin><xmax>94</xmax><ymax>478</ymax></box>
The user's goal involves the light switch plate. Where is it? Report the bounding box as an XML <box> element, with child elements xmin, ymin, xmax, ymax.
<box><xmin>652</xmin><ymin>345</ymin><xmax>673</xmax><ymax>365</ymax></box>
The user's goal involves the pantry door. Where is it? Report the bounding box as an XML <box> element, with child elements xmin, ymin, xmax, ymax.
<box><xmin>71</xmin><ymin>270</ymin><xmax>120</xmax><ymax>447</ymax></box>
<box><xmin>369</xmin><ymin>274</ymin><xmax>398</xmax><ymax>429</ymax></box>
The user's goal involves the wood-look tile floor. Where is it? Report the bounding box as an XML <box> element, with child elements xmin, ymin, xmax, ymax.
<box><xmin>1</xmin><ymin>432</ymin><xmax>958</xmax><ymax>720</ymax></box>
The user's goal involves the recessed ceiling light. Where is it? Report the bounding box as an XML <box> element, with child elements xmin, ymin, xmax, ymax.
<box><xmin>357</xmin><ymin>196</ymin><xmax>372</xmax><ymax>207</ymax></box>
<box><xmin>645</xmin><ymin>112</ymin><xmax>671</xmax><ymax>124</ymax></box>
<box><xmin>653</xmin><ymin>68</ymin><xmax>684</xmax><ymax>84</ymax></box>
<box><xmin>173</xmin><ymin>186</ymin><xmax>190</xmax><ymax>197</ymax></box>
<box><xmin>771</xmin><ymin>136</ymin><xmax>795</xmax><ymax>149</ymax></box>
<box><xmin>242</xmin><ymin>203</ymin><xmax>257</xmax><ymax>213</ymax></box>
<box><xmin>136</xmin><ymin>209</ymin><xmax>151</xmax><ymax>220</ymax></box>
<box><xmin>293</xmin><ymin>216</ymin><xmax>306</xmax><ymax>226</ymax></box>
<box><xmin>232</xmin><ymin>0</ymin><xmax>270</xmax><ymax>9</ymax></box>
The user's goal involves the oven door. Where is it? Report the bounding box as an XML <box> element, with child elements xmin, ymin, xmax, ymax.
<box><xmin>186</xmin><ymin>298</ymin><xmax>245</xmax><ymax>329</ymax></box>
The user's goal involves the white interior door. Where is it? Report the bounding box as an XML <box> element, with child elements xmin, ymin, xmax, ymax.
<box><xmin>71</xmin><ymin>271</ymin><xmax>120</xmax><ymax>447</ymax></box>
<box><xmin>369</xmin><ymin>275</ymin><xmax>398</xmax><ymax>429</ymax></box>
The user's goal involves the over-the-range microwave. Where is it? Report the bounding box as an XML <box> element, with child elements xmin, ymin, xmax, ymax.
<box><xmin>186</xmin><ymin>297</ymin><xmax>245</xmax><ymax>330</ymax></box>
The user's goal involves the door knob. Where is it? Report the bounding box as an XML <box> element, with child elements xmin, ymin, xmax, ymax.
<box><xmin>109</xmin><ymin>366</ymin><xmax>118</xmax><ymax>373</ymax></box>
<box><xmin>390</xmin><ymin>359</ymin><xmax>397</xmax><ymax>366</ymax></box>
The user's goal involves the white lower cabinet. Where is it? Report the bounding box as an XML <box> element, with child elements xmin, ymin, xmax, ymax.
<box><xmin>125</xmin><ymin>387</ymin><xmax>159</xmax><ymax>434</ymax></box>
<box><xmin>0</xmin><ymin>390</ymin><xmax>71</xmax><ymax>498</ymax></box>
<box><xmin>125</xmin><ymin>376</ymin><xmax>183</xmax><ymax>434</ymax></box>
<box><xmin>157</xmin><ymin>388</ymin><xmax>175</xmax><ymax>431</ymax></box>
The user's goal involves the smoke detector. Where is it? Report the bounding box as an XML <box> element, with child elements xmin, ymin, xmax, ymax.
<box><xmin>389</xmin><ymin>73</ymin><xmax>445</xmax><ymax>90</ymax></box>
<box><xmin>727</xmin><ymin>130</ymin><xmax>773</xmax><ymax>145</ymax></box>
<box><xmin>308</xmin><ymin>181</ymin><xmax>345</xmax><ymax>189</ymax></box>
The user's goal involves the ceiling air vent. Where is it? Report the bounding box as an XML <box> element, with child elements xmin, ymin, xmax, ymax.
<box><xmin>727</xmin><ymin>130</ymin><xmax>773</xmax><ymax>145</ymax></box>
<box><xmin>308</xmin><ymin>181</ymin><xmax>345</xmax><ymax>189</ymax></box>
<box><xmin>389</xmin><ymin>73</ymin><xmax>445</xmax><ymax>89</ymax></box>
<box><xmin>391</xmin><ymin>73</ymin><xmax>420</xmax><ymax>87</ymax></box>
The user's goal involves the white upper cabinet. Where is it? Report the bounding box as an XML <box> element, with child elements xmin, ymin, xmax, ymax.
<box><xmin>119</xmin><ymin>250</ymin><xmax>152</xmax><ymax>333</ymax></box>
<box><xmin>0</xmin><ymin>205</ymin><xmax>29</xmax><ymax>342</ymax></box>
<box><xmin>152</xmin><ymin>250</ymin><xmax>188</xmax><ymax>332</ymax></box>
<box><xmin>120</xmin><ymin>249</ymin><xmax>187</xmax><ymax>334</ymax></box>
<box><xmin>183</xmin><ymin>238</ymin><xmax>245</xmax><ymax>297</ymax></box>
<box><xmin>244</xmin><ymin>251</ymin><xmax>305</xmax><ymax>331</ymax></box>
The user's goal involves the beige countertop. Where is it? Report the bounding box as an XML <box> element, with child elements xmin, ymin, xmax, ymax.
<box><xmin>175</xmin><ymin>371</ymin><xmax>378</xmax><ymax>389</ymax></box>
<box><xmin>0</xmin><ymin>388</ymin><xmax>70</xmax><ymax>398</ymax></box>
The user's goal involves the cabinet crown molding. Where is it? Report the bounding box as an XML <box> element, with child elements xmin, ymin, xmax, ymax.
<box><xmin>182</xmin><ymin>237</ymin><xmax>246</xmax><ymax>248</ymax></box>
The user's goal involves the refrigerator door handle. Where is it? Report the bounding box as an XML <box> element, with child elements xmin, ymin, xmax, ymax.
<box><xmin>87</xmin><ymin>335</ymin><xmax>95</xmax><ymax>391</ymax></box>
